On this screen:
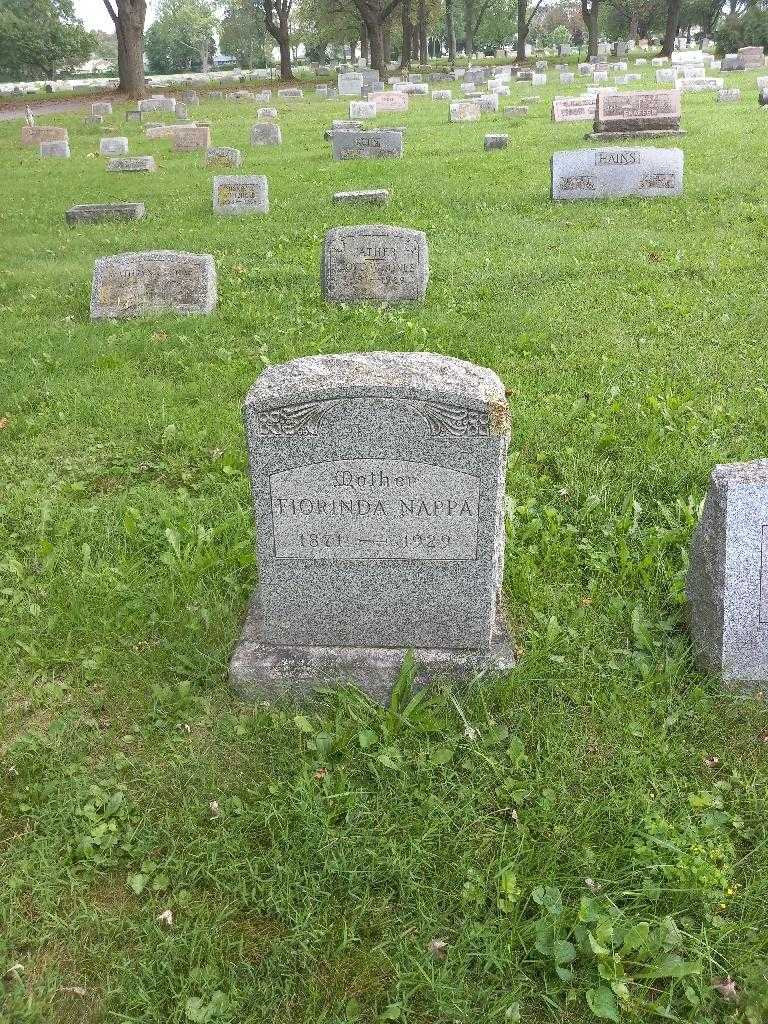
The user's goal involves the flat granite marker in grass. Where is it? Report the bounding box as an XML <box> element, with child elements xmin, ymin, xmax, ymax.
<box><xmin>212</xmin><ymin>175</ymin><xmax>268</xmax><ymax>215</ymax></box>
<box><xmin>484</xmin><ymin>134</ymin><xmax>508</xmax><ymax>150</ymax></box>
<box><xmin>66</xmin><ymin>203</ymin><xmax>145</xmax><ymax>225</ymax></box>
<box><xmin>90</xmin><ymin>251</ymin><xmax>217</xmax><ymax>319</ymax></box>
<box><xmin>172</xmin><ymin>126</ymin><xmax>211</xmax><ymax>151</ymax></box>
<box><xmin>321</xmin><ymin>225</ymin><xmax>427</xmax><ymax>303</ymax></box>
<box><xmin>330</xmin><ymin>129</ymin><xmax>403</xmax><ymax>160</ymax></box>
<box><xmin>332</xmin><ymin>189</ymin><xmax>390</xmax><ymax>204</ymax></box>
<box><xmin>551</xmin><ymin>147</ymin><xmax>684</xmax><ymax>200</ymax></box>
<box><xmin>449</xmin><ymin>101</ymin><xmax>480</xmax><ymax>122</ymax></box>
<box><xmin>371</xmin><ymin>91</ymin><xmax>409</xmax><ymax>112</ymax></box>
<box><xmin>106</xmin><ymin>156</ymin><xmax>156</xmax><ymax>173</ymax></box>
<box><xmin>686</xmin><ymin>459</ymin><xmax>768</xmax><ymax>687</ymax></box>
<box><xmin>349</xmin><ymin>100</ymin><xmax>377</xmax><ymax>119</ymax></box>
<box><xmin>588</xmin><ymin>89</ymin><xmax>683</xmax><ymax>139</ymax></box>
<box><xmin>552</xmin><ymin>96</ymin><xmax>596</xmax><ymax>122</ymax></box>
<box><xmin>229</xmin><ymin>351</ymin><xmax>515</xmax><ymax>699</ymax></box>
<box><xmin>92</xmin><ymin>101</ymin><xmax>112</xmax><ymax>116</ymax></box>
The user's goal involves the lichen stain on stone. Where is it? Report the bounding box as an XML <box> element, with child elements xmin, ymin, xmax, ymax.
<box><xmin>488</xmin><ymin>401</ymin><xmax>509</xmax><ymax>436</ymax></box>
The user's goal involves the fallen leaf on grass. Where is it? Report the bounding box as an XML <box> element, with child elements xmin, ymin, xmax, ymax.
<box><xmin>157</xmin><ymin>909</ymin><xmax>173</xmax><ymax>927</ymax></box>
<box><xmin>209</xmin><ymin>800</ymin><xmax>220</xmax><ymax>818</ymax></box>
<box><xmin>60</xmin><ymin>986</ymin><xmax>87</xmax><ymax>997</ymax></box>
<box><xmin>713</xmin><ymin>976</ymin><xmax>738</xmax><ymax>1001</ymax></box>
<box><xmin>427</xmin><ymin>938</ymin><xmax>448</xmax><ymax>961</ymax></box>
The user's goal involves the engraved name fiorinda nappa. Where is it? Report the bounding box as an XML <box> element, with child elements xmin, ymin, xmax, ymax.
<box><xmin>230</xmin><ymin>352</ymin><xmax>515</xmax><ymax>700</ymax></box>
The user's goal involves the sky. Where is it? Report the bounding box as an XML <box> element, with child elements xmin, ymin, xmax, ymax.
<box><xmin>72</xmin><ymin>0</ymin><xmax>157</xmax><ymax>33</ymax></box>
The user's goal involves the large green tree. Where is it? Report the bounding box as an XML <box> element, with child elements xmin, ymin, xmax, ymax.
<box><xmin>102</xmin><ymin>0</ymin><xmax>147</xmax><ymax>98</ymax></box>
<box><xmin>0</xmin><ymin>0</ymin><xmax>94</xmax><ymax>79</ymax></box>
<box><xmin>219</xmin><ymin>0</ymin><xmax>266</xmax><ymax>66</ymax></box>
<box><xmin>145</xmin><ymin>0</ymin><xmax>218</xmax><ymax>74</ymax></box>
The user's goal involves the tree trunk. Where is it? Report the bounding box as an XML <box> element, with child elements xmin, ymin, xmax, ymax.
<box><xmin>517</xmin><ymin>0</ymin><xmax>528</xmax><ymax>61</ymax></box>
<box><xmin>349</xmin><ymin>39</ymin><xmax>357</xmax><ymax>60</ymax></box>
<box><xmin>278</xmin><ymin>26</ymin><xmax>293</xmax><ymax>77</ymax></box>
<box><xmin>464</xmin><ymin>0</ymin><xmax>474</xmax><ymax>55</ymax></box>
<box><xmin>660</xmin><ymin>0</ymin><xmax>681</xmax><ymax>56</ymax></box>
<box><xmin>103</xmin><ymin>0</ymin><xmax>146</xmax><ymax>100</ymax></box>
<box><xmin>445</xmin><ymin>0</ymin><xmax>456</xmax><ymax>64</ymax></box>
<box><xmin>367</xmin><ymin>19</ymin><xmax>386</xmax><ymax>73</ymax></box>
<box><xmin>383</xmin><ymin>21</ymin><xmax>391</xmax><ymax>66</ymax></box>
<box><xmin>200</xmin><ymin>41</ymin><xmax>209</xmax><ymax>72</ymax></box>
<box><xmin>580</xmin><ymin>0</ymin><xmax>599</xmax><ymax>58</ymax></box>
<box><xmin>361</xmin><ymin>21</ymin><xmax>369</xmax><ymax>59</ymax></box>
<box><xmin>417</xmin><ymin>0</ymin><xmax>428</xmax><ymax>62</ymax></box>
<box><xmin>401</xmin><ymin>0</ymin><xmax>412</xmax><ymax>69</ymax></box>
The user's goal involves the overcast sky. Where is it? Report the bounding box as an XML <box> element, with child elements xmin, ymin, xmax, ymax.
<box><xmin>73</xmin><ymin>0</ymin><xmax>157</xmax><ymax>32</ymax></box>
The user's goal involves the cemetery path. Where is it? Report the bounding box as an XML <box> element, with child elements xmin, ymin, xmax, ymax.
<box><xmin>0</xmin><ymin>98</ymin><xmax>96</xmax><ymax>121</ymax></box>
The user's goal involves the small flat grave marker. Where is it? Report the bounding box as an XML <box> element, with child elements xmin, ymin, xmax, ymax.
<box><xmin>90</xmin><ymin>251</ymin><xmax>217</xmax><ymax>319</ymax></box>
<box><xmin>212</xmin><ymin>175</ymin><xmax>269</xmax><ymax>215</ymax></box>
<box><xmin>67</xmin><ymin>202</ymin><xmax>145</xmax><ymax>225</ymax></box>
<box><xmin>321</xmin><ymin>225</ymin><xmax>427</xmax><ymax>303</ymax></box>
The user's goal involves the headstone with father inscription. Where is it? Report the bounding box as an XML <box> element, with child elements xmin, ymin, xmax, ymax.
<box><xmin>551</xmin><ymin>147</ymin><xmax>684</xmax><ymax>200</ymax></box>
<box><xmin>321</xmin><ymin>226</ymin><xmax>427</xmax><ymax>303</ymax></box>
<box><xmin>229</xmin><ymin>351</ymin><xmax>515</xmax><ymax>699</ymax></box>
<box><xmin>90</xmin><ymin>251</ymin><xmax>217</xmax><ymax>319</ymax></box>
<box><xmin>686</xmin><ymin>459</ymin><xmax>768</xmax><ymax>687</ymax></box>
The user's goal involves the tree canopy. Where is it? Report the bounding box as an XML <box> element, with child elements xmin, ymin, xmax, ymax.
<box><xmin>144</xmin><ymin>0</ymin><xmax>218</xmax><ymax>74</ymax></box>
<box><xmin>0</xmin><ymin>0</ymin><xmax>94</xmax><ymax>80</ymax></box>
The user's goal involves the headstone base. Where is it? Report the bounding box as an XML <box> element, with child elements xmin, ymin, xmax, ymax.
<box><xmin>584</xmin><ymin>129</ymin><xmax>686</xmax><ymax>140</ymax></box>
<box><xmin>230</xmin><ymin>587</ymin><xmax>516</xmax><ymax>702</ymax></box>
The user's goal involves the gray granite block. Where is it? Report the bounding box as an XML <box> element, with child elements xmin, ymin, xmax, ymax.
<box><xmin>230</xmin><ymin>351</ymin><xmax>515</xmax><ymax>701</ymax></box>
<box><xmin>84</xmin><ymin>115</ymin><xmax>104</xmax><ymax>127</ymax></box>
<box><xmin>205</xmin><ymin>146</ymin><xmax>242</xmax><ymax>167</ymax></box>
<box><xmin>321</xmin><ymin>225</ymin><xmax>428</xmax><ymax>304</ymax></box>
<box><xmin>106</xmin><ymin>156</ymin><xmax>156</xmax><ymax>172</ymax></box>
<box><xmin>250</xmin><ymin>122</ymin><xmax>281</xmax><ymax>146</ymax></box>
<box><xmin>40</xmin><ymin>140</ymin><xmax>70</xmax><ymax>158</ymax></box>
<box><xmin>330</xmin><ymin>128</ymin><xmax>403</xmax><ymax>159</ymax></box>
<box><xmin>332</xmin><ymin>189</ymin><xmax>390</xmax><ymax>204</ymax></box>
<box><xmin>92</xmin><ymin>101</ymin><xmax>112</xmax><ymax>116</ymax></box>
<box><xmin>90</xmin><ymin>250</ymin><xmax>217</xmax><ymax>319</ymax></box>
<box><xmin>99</xmin><ymin>136</ymin><xmax>128</xmax><ymax>156</ymax></box>
<box><xmin>66</xmin><ymin>202</ymin><xmax>145</xmax><ymax>225</ymax></box>
<box><xmin>686</xmin><ymin>459</ymin><xmax>768</xmax><ymax>686</ymax></box>
<box><xmin>717</xmin><ymin>88</ymin><xmax>741</xmax><ymax>102</ymax></box>
<box><xmin>125</xmin><ymin>109</ymin><xmax>142</xmax><ymax>122</ymax></box>
<box><xmin>449</xmin><ymin>101</ymin><xmax>480</xmax><ymax>121</ymax></box>
<box><xmin>484</xmin><ymin>134</ymin><xmax>508</xmax><ymax>150</ymax></box>
<box><xmin>551</xmin><ymin>147</ymin><xmax>684</xmax><ymax>200</ymax></box>
<box><xmin>213</xmin><ymin>174</ymin><xmax>268</xmax><ymax>215</ymax></box>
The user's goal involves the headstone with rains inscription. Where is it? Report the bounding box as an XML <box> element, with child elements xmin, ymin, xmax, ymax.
<box><xmin>551</xmin><ymin>147</ymin><xmax>684</xmax><ymax>200</ymax></box>
<box><xmin>687</xmin><ymin>459</ymin><xmax>768</xmax><ymax>687</ymax></box>
<box><xmin>229</xmin><ymin>351</ymin><xmax>515</xmax><ymax>699</ymax></box>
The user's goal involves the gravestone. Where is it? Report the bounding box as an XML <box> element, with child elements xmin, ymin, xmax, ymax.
<box><xmin>90</xmin><ymin>251</ymin><xmax>217</xmax><ymax>319</ymax></box>
<box><xmin>449</xmin><ymin>101</ymin><xmax>480</xmax><ymax>122</ymax></box>
<box><xmin>552</xmin><ymin>147</ymin><xmax>684</xmax><ymax>200</ymax></box>
<box><xmin>560</xmin><ymin>72</ymin><xmax>575</xmax><ymax>84</ymax></box>
<box><xmin>333</xmin><ymin>189</ymin><xmax>390</xmax><ymax>204</ymax></box>
<box><xmin>84</xmin><ymin>115</ymin><xmax>104</xmax><ymax>127</ymax></box>
<box><xmin>350</xmin><ymin>100</ymin><xmax>377</xmax><ymax>119</ymax></box>
<box><xmin>330</xmin><ymin>129</ymin><xmax>403</xmax><ymax>160</ymax></box>
<box><xmin>173</xmin><ymin>125</ymin><xmax>211</xmax><ymax>151</ymax></box>
<box><xmin>432</xmin><ymin>89</ymin><xmax>453</xmax><ymax>101</ymax></box>
<box><xmin>212</xmin><ymin>175</ymin><xmax>269</xmax><ymax>215</ymax></box>
<box><xmin>321</xmin><ymin>225</ymin><xmax>427</xmax><ymax>303</ymax></box>
<box><xmin>250</xmin><ymin>123</ymin><xmax>281</xmax><ymax>145</ymax></box>
<box><xmin>254</xmin><ymin>90</ymin><xmax>272</xmax><ymax>102</ymax></box>
<box><xmin>21</xmin><ymin>125</ymin><xmax>67</xmax><ymax>146</ymax></box>
<box><xmin>229</xmin><ymin>351</ymin><xmax>515</xmax><ymax>699</ymax></box>
<box><xmin>92</xmin><ymin>101</ymin><xmax>112</xmax><ymax>116</ymax></box>
<box><xmin>277</xmin><ymin>87</ymin><xmax>303</xmax><ymax>99</ymax></box>
<box><xmin>371</xmin><ymin>91</ymin><xmax>410</xmax><ymax>112</ymax></box>
<box><xmin>106</xmin><ymin>156</ymin><xmax>156</xmax><ymax>172</ymax></box>
<box><xmin>686</xmin><ymin>459</ymin><xmax>768</xmax><ymax>686</ymax></box>
<box><xmin>40</xmin><ymin>140</ymin><xmax>70</xmax><ymax>158</ymax></box>
<box><xmin>718</xmin><ymin>88</ymin><xmax>741</xmax><ymax>102</ymax></box>
<box><xmin>138</xmin><ymin>96</ymin><xmax>176</xmax><ymax>113</ymax></box>
<box><xmin>589</xmin><ymin>89</ymin><xmax>682</xmax><ymax>138</ymax></box>
<box><xmin>484</xmin><ymin>134</ymin><xmax>508</xmax><ymax>150</ymax></box>
<box><xmin>679</xmin><ymin>77</ymin><xmax>723</xmax><ymax>92</ymax></box>
<box><xmin>145</xmin><ymin>124</ymin><xmax>195</xmax><ymax>140</ymax></box>
<box><xmin>67</xmin><ymin>202</ymin><xmax>145</xmax><ymax>225</ymax></box>
<box><xmin>206</xmin><ymin>146</ymin><xmax>242</xmax><ymax>167</ymax></box>
<box><xmin>176</xmin><ymin>102</ymin><xmax>189</xmax><ymax>121</ymax></box>
<box><xmin>477</xmin><ymin>93</ymin><xmax>499</xmax><ymax>113</ymax></box>
<box><xmin>738</xmin><ymin>45</ymin><xmax>764</xmax><ymax>69</ymax></box>
<box><xmin>338</xmin><ymin>74</ymin><xmax>363</xmax><ymax>97</ymax></box>
<box><xmin>258</xmin><ymin>106</ymin><xmax>278</xmax><ymax>119</ymax></box>
<box><xmin>126</xmin><ymin>109</ymin><xmax>142</xmax><ymax>122</ymax></box>
<box><xmin>552</xmin><ymin>96</ymin><xmax>596</xmax><ymax>121</ymax></box>
<box><xmin>504</xmin><ymin>106</ymin><xmax>528</xmax><ymax>117</ymax></box>
<box><xmin>99</xmin><ymin>136</ymin><xmax>128</xmax><ymax>156</ymax></box>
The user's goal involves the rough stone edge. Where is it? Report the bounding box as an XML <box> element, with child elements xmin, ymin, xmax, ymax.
<box><xmin>229</xmin><ymin>584</ymin><xmax>516</xmax><ymax>703</ymax></box>
<box><xmin>584</xmin><ymin>129</ymin><xmax>686</xmax><ymax>140</ymax></box>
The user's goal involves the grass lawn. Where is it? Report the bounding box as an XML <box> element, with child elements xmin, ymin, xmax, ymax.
<box><xmin>1</xmin><ymin>64</ymin><xmax>768</xmax><ymax>1024</ymax></box>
